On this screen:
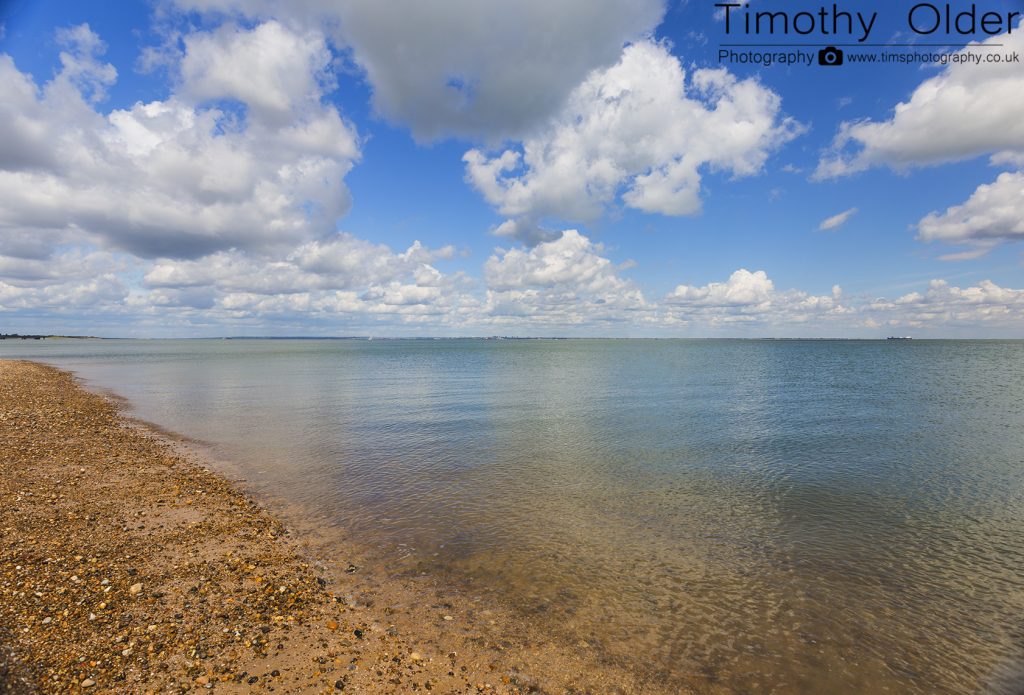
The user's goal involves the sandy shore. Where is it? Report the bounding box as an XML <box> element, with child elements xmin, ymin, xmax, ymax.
<box><xmin>0</xmin><ymin>360</ymin><xmax>668</xmax><ymax>694</ymax></box>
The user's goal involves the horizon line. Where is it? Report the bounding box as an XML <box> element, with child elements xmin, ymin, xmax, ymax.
<box><xmin>4</xmin><ymin>334</ymin><xmax>1023</xmax><ymax>342</ymax></box>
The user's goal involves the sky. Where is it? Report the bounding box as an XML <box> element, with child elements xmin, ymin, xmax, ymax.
<box><xmin>0</xmin><ymin>0</ymin><xmax>1023</xmax><ymax>338</ymax></box>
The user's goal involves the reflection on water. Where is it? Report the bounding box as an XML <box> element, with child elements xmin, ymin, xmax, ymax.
<box><xmin>4</xmin><ymin>338</ymin><xmax>1024</xmax><ymax>693</ymax></box>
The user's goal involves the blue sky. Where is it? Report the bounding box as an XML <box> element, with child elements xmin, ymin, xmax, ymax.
<box><xmin>0</xmin><ymin>0</ymin><xmax>1022</xmax><ymax>337</ymax></box>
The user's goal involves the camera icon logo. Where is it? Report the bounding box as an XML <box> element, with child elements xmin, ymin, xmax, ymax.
<box><xmin>818</xmin><ymin>46</ymin><xmax>844</xmax><ymax>66</ymax></box>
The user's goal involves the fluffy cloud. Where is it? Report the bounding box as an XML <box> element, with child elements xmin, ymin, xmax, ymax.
<box><xmin>865</xmin><ymin>279</ymin><xmax>1024</xmax><ymax>329</ymax></box>
<box><xmin>0</xmin><ymin>250</ymin><xmax>124</xmax><ymax>286</ymax></box>
<box><xmin>137</xmin><ymin>236</ymin><xmax>464</xmax><ymax>323</ymax></box>
<box><xmin>169</xmin><ymin>0</ymin><xmax>665</xmax><ymax>141</ymax></box>
<box><xmin>917</xmin><ymin>171</ymin><xmax>1024</xmax><ymax>258</ymax></box>
<box><xmin>121</xmin><ymin>233</ymin><xmax>470</xmax><ymax>327</ymax></box>
<box><xmin>0</xmin><ymin>275</ymin><xmax>127</xmax><ymax>313</ymax></box>
<box><xmin>0</xmin><ymin>22</ymin><xmax>359</xmax><ymax>261</ymax></box>
<box><xmin>659</xmin><ymin>271</ymin><xmax>1024</xmax><ymax>334</ymax></box>
<box><xmin>815</xmin><ymin>27</ymin><xmax>1024</xmax><ymax>178</ymax></box>
<box><xmin>818</xmin><ymin>207</ymin><xmax>858</xmax><ymax>231</ymax></box>
<box><xmin>465</xmin><ymin>41</ymin><xmax>799</xmax><ymax>243</ymax></box>
<box><xmin>179</xmin><ymin>21</ymin><xmax>333</xmax><ymax>125</ymax></box>
<box><xmin>0</xmin><ymin>248</ymin><xmax>129</xmax><ymax>313</ymax></box>
<box><xmin>664</xmin><ymin>269</ymin><xmax>851</xmax><ymax>326</ymax></box>
<box><xmin>666</xmin><ymin>269</ymin><xmax>775</xmax><ymax>307</ymax></box>
<box><xmin>143</xmin><ymin>234</ymin><xmax>454</xmax><ymax>297</ymax></box>
<box><xmin>53</xmin><ymin>24</ymin><xmax>119</xmax><ymax>103</ymax></box>
<box><xmin>481</xmin><ymin>230</ymin><xmax>649</xmax><ymax>325</ymax></box>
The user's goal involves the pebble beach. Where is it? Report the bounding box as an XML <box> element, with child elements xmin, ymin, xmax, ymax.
<box><xmin>0</xmin><ymin>360</ymin><xmax>663</xmax><ymax>695</ymax></box>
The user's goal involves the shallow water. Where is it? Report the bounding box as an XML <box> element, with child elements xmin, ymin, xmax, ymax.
<box><xmin>4</xmin><ymin>338</ymin><xmax>1024</xmax><ymax>693</ymax></box>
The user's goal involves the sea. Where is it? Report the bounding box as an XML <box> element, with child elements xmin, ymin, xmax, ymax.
<box><xmin>3</xmin><ymin>338</ymin><xmax>1023</xmax><ymax>693</ymax></box>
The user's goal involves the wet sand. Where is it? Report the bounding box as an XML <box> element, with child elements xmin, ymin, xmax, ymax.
<box><xmin>0</xmin><ymin>360</ymin><xmax>673</xmax><ymax>694</ymax></box>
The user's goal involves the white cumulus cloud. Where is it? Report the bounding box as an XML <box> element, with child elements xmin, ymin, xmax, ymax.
<box><xmin>865</xmin><ymin>279</ymin><xmax>1024</xmax><ymax>330</ymax></box>
<box><xmin>815</xmin><ymin>27</ymin><xmax>1024</xmax><ymax>178</ymax></box>
<box><xmin>664</xmin><ymin>269</ymin><xmax>851</xmax><ymax>326</ymax></box>
<box><xmin>482</xmin><ymin>230</ymin><xmax>649</xmax><ymax>325</ymax></box>
<box><xmin>0</xmin><ymin>22</ymin><xmax>359</xmax><ymax>261</ymax></box>
<box><xmin>123</xmin><ymin>232</ymin><xmax>470</xmax><ymax>327</ymax></box>
<box><xmin>464</xmin><ymin>41</ymin><xmax>800</xmax><ymax>243</ymax></box>
<box><xmin>179</xmin><ymin>21</ymin><xmax>334</xmax><ymax>125</ymax></box>
<box><xmin>917</xmin><ymin>171</ymin><xmax>1024</xmax><ymax>258</ymax></box>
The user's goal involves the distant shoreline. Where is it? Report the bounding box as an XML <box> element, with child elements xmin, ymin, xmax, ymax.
<box><xmin>0</xmin><ymin>334</ymin><xmax>99</xmax><ymax>341</ymax></box>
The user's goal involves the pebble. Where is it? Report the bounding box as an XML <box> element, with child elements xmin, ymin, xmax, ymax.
<box><xmin>129</xmin><ymin>582</ymin><xmax>143</xmax><ymax>595</ymax></box>
<box><xmin>81</xmin><ymin>678</ymin><xmax>96</xmax><ymax>688</ymax></box>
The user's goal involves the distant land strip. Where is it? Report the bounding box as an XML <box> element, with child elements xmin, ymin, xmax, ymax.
<box><xmin>0</xmin><ymin>334</ymin><xmax>98</xmax><ymax>340</ymax></box>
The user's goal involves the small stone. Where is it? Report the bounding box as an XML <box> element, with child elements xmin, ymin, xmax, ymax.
<box><xmin>41</xmin><ymin>617</ymin><xmax>52</xmax><ymax>625</ymax></box>
<box><xmin>129</xmin><ymin>583</ymin><xmax>143</xmax><ymax>595</ymax></box>
<box><xmin>410</xmin><ymin>652</ymin><xmax>423</xmax><ymax>661</ymax></box>
<box><xmin>81</xmin><ymin>679</ymin><xmax>96</xmax><ymax>688</ymax></box>
<box><xmin>443</xmin><ymin>615</ymin><xmax>454</xmax><ymax>621</ymax></box>
<box><xmin>326</xmin><ymin>619</ymin><xmax>338</xmax><ymax>631</ymax></box>
<box><xmin>195</xmin><ymin>676</ymin><xmax>209</xmax><ymax>685</ymax></box>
